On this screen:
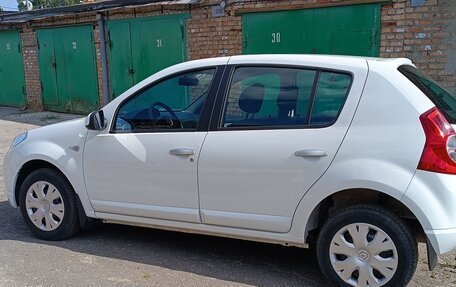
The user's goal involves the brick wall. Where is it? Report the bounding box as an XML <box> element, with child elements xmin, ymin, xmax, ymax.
<box><xmin>20</xmin><ymin>26</ymin><xmax>42</xmax><ymax>111</ymax></box>
<box><xmin>187</xmin><ymin>2</ymin><xmax>243</xmax><ymax>59</ymax></box>
<box><xmin>380</xmin><ymin>0</ymin><xmax>456</xmax><ymax>94</ymax></box>
<box><xmin>1</xmin><ymin>0</ymin><xmax>454</xmax><ymax>110</ymax></box>
<box><xmin>186</xmin><ymin>0</ymin><xmax>455</xmax><ymax>94</ymax></box>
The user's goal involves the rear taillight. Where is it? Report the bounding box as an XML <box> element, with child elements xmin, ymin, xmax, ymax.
<box><xmin>418</xmin><ymin>107</ymin><xmax>456</xmax><ymax>174</ymax></box>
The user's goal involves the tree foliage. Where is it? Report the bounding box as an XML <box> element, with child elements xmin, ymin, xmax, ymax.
<box><xmin>18</xmin><ymin>0</ymin><xmax>82</xmax><ymax>11</ymax></box>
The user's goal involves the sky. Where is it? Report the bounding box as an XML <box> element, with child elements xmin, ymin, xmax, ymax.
<box><xmin>0</xmin><ymin>0</ymin><xmax>19</xmax><ymax>11</ymax></box>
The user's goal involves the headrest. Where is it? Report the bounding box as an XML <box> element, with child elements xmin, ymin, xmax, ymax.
<box><xmin>277</xmin><ymin>85</ymin><xmax>299</xmax><ymax>109</ymax></box>
<box><xmin>238</xmin><ymin>84</ymin><xmax>265</xmax><ymax>114</ymax></box>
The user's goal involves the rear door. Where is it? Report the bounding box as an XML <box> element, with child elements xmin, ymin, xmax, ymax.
<box><xmin>198</xmin><ymin>61</ymin><xmax>367</xmax><ymax>233</ymax></box>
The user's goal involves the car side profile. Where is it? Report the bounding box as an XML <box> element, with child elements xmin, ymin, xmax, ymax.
<box><xmin>4</xmin><ymin>55</ymin><xmax>456</xmax><ymax>287</ymax></box>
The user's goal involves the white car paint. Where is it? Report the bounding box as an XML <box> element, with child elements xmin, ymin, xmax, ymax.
<box><xmin>4</xmin><ymin>118</ymin><xmax>95</xmax><ymax>216</ymax></box>
<box><xmin>197</xmin><ymin>56</ymin><xmax>370</xmax><ymax>234</ymax></box>
<box><xmin>84</xmin><ymin>131</ymin><xmax>206</xmax><ymax>223</ymax></box>
<box><xmin>3</xmin><ymin>54</ymin><xmax>456</xmax><ymax>260</ymax></box>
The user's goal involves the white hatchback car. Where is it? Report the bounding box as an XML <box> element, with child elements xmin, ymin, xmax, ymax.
<box><xmin>4</xmin><ymin>55</ymin><xmax>456</xmax><ymax>286</ymax></box>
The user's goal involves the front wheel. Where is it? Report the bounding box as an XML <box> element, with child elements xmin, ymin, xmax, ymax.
<box><xmin>316</xmin><ymin>205</ymin><xmax>417</xmax><ymax>287</ymax></box>
<box><xmin>19</xmin><ymin>168</ymin><xmax>80</xmax><ymax>240</ymax></box>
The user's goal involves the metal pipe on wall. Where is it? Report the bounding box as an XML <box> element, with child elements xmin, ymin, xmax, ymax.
<box><xmin>97</xmin><ymin>13</ymin><xmax>110</xmax><ymax>106</ymax></box>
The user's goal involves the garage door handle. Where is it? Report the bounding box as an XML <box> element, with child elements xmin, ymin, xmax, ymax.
<box><xmin>294</xmin><ymin>149</ymin><xmax>327</xmax><ymax>157</ymax></box>
<box><xmin>169</xmin><ymin>148</ymin><xmax>195</xmax><ymax>156</ymax></box>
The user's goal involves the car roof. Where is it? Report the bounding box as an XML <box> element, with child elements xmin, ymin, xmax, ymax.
<box><xmin>176</xmin><ymin>54</ymin><xmax>413</xmax><ymax>71</ymax></box>
<box><xmin>229</xmin><ymin>54</ymin><xmax>412</xmax><ymax>64</ymax></box>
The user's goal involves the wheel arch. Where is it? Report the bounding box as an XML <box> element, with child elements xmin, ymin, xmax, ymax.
<box><xmin>316</xmin><ymin>203</ymin><xmax>418</xmax><ymax>286</ymax></box>
<box><xmin>15</xmin><ymin>159</ymin><xmax>71</xmax><ymax>207</ymax></box>
<box><xmin>15</xmin><ymin>158</ymin><xmax>96</xmax><ymax>231</ymax></box>
<box><xmin>303</xmin><ymin>188</ymin><xmax>425</xmax><ymax>245</ymax></box>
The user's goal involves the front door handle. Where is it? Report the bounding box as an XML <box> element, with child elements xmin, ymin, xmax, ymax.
<box><xmin>169</xmin><ymin>148</ymin><xmax>195</xmax><ymax>156</ymax></box>
<box><xmin>294</xmin><ymin>149</ymin><xmax>327</xmax><ymax>158</ymax></box>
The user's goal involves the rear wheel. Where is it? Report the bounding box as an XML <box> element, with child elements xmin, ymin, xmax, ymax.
<box><xmin>316</xmin><ymin>205</ymin><xmax>417</xmax><ymax>287</ymax></box>
<box><xmin>19</xmin><ymin>168</ymin><xmax>80</xmax><ymax>240</ymax></box>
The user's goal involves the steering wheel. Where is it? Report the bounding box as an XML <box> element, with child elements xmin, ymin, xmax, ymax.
<box><xmin>149</xmin><ymin>102</ymin><xmax>182</xmax><ymax>129</ymax></box>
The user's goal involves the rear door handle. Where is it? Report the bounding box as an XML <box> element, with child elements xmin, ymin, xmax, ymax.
<box><xmin>169</xmin><ymin>148</ymin><xmax>195</xmax><ymax>156</ymax></box>
<box><xmin>294</xmin><ymin>149</ymin><xmax>327</xmax><ymax>158</ymax></box>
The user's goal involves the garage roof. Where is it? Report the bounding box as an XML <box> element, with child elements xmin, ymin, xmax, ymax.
<box><xmin>0</xmin><ymin>0</ymin><xmax>201</xmax><ymax>23</ymax></box>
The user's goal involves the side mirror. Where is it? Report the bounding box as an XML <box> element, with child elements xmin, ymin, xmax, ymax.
<box><xmin>85</xmin><ymin>110</ymin><xmax>106</xmax><ymax>131</ymax></box>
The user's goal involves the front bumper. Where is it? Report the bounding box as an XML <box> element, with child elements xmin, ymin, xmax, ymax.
<box><xmin>3</xmin><ymin>150</ymin><xmax>19</xmax><ymax>208</ymax></box>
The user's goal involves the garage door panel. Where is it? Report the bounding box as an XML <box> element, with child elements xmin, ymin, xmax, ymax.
<box><xmin>243</xmin><ymin>10</ymin><xmax>303</xmax><ymax>54</ymax></box>
<box><xmin>243</xmin><ymin>3</ymin><xmax>380</xmax><ymax>57</ymax></box>
<box><xmin>57</xmin><ymin>26</ymin><xmax>99</xmax><ymax>112</ymax></box>
<box><xmin>107</xmin><ymin>22</ymin><xmax>134</xmax><ymax>98</ymax></box>
<box><xmin>301</xmin><ymin>9</ymin><xmax>316</xmax><ymax>54</ymax></box>
<box><xmin>137</xmin><ymin>18</ymin><xmax>184</xmax><ymax>80</ymax></box>
<box><xmin>37</xmin><ymin>29</ymin><xmax>59</xmax><ymax>107</ymax></box>
<box><xmin>327</xmin><ymin>4</ymin><xmax>380</xmax><ymax>56</ymax></box>
<box><xmin>37</xmin><ymin>26</ymin><xmax>99</xmax><ymax>113</ymax></box>
<box><xmin>332</xmin><ymin>30</ymin><xmax>372</xmax><ymax>56</ymax></box>
<box><xmin>0</xmin><ymin>30</ymin><xmax>26</xmax><ymax>107</ymax></box>
<box><xmin>108</xmin><ymin>14</ymin><xmax>188</xmax><ymax>99</ymax></box>
<box><xmin>309</xmin><ymin>8</ymin><xmax>332</xmax><ymax>54</ymax></box>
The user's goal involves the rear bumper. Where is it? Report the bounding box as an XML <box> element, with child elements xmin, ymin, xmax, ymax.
<box><xmin>426</xmin><ymin>228</ymin><xmax>456</xmax><ymax>255</ymax></box>
<box><xmin>403</xmin><ymin>170</ymin><xmax>456</xmax><ymax>255</ymax></box>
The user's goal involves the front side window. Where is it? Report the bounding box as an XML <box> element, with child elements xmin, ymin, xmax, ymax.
<box><xmin>114</xmin><ymin>68</ymin><xmax>216</xmax><ymax>132</ymax></box>
<box><xmin>222</xmin><ymin>67</ymin><xmax>351</xmax><ymax>129</ymax></box>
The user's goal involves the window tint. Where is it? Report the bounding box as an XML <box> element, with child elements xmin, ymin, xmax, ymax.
<box><xmin>310</xmin><ymin>72</ymin><xmax>352</xmax><ymax>125</ymax></box>
<box><xmin>222</xmin><ymin>67</ymin><xmax>351</xmax><ymax>128</ymax></box>
<box><xmin>399</xmin><ymin>65</ymin><xmax>456</xmax><ymax>124</ymax></box>
<box><xmin>114</xmin><ymin>68</ymin><xmax>215</xmax><ymax>132</ymax></box>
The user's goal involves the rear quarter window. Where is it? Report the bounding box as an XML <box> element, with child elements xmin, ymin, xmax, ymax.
<box><xmin>311</xmin><ymin>72</ymin><xmax>352</xmax><ymax>125</ymax></box>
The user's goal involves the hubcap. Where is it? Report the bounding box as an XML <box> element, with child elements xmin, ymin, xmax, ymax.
<box><xmin>329</xmin><ymin>223</ymin><xmax>398</xmax><ymax>287</ymax></box>
<box><xmin>25</xmin><ymin>181</ymin><xmax>65</xmax><ymax>231</ymax></box>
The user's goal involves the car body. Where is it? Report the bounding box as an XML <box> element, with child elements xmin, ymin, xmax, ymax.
<box><xmin>4</xmin><ymin>54</ymin><xmax>456</xmax><ymax>286</ymax></box>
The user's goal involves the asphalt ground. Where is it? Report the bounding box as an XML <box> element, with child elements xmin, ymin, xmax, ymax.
<box><xmin>0</xmin><ymin>106</ymin><xmax>455</xmax><ymax>286</ymax></box>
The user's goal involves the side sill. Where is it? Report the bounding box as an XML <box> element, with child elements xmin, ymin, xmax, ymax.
<box><xmin>95</xmin><ymin>212</ymin><xmax>307</xmax><ymax>249</ymax></box>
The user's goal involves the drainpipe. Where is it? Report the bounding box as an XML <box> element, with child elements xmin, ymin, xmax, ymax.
<box><xmin>97</xmin><ymin>13</ymin><xmax>110</xmax><ymax>106</ymax></box>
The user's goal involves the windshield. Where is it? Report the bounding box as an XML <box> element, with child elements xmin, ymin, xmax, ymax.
<box><xmin>399</xmin><ymin>65</ymin><xmax>456</xmax><ymax>123</ymax></box>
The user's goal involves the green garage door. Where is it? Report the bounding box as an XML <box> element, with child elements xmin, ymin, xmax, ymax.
<box><xmin>243</xmin><ymin>4</ymin><xmax>380</xmax><ymax>56</ymax></box>
<box><xmin>0</xmin><ymin>30</ymin><xmax>26</xmax><ymax>107</ymax></box>
<box><xmin>37</xmin><ymin>26</ymin><xmax>99</xmax><ymax>113</ymax></box>
<box><xmin>107</xmin><ymin>14</ymin><xmax>189</xmax><ymax>98</ymax></box>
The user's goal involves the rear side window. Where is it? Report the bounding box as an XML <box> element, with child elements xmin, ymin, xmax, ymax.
<box><xmin>222</xmin><ymin>67</ymin><xmax>352</xmax><ymax>129</ymax></box>
<box><xmin>399</xmin><ymin>65</ymin><xmax>456</xmax><ymax>124</ymax></box>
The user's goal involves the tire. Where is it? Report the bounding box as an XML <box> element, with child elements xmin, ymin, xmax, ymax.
<box><xmin>19</xmin><ymin>168</ymin><xmax>80</xmax><ymax>240</ymax></box>
<box><xmin>316</xmin><ymin>204</ymin><xmax>417</xmax><ymax>287</ymax></box>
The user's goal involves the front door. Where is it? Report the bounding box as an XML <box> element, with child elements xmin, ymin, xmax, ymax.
<box><xmin>198</xmin><ymin>65</ymin><xmax>358</xmax><ymax>232</ymax></box>
<box><xmin>83</xmin><ymin>68</ymin><xmax>217</xmax><ymax>223</ymax></box>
